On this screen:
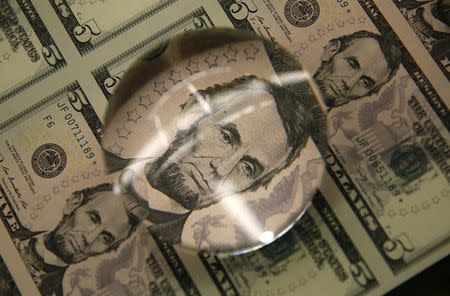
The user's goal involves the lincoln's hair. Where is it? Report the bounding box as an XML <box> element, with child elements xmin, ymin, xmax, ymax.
<box><xmin>181</xmin><ymin>75</ymin><xmax>315</xmax><ymax>190</ymax></box>
<box><xmin>69</xmin><ymin>183</ymin><xmax>140</xmax><ymax>250</ymax></box>
<box><xmin>328</xmin><ymin>30</ymin><xmax>402</xmax><ymax>95</ymax></box>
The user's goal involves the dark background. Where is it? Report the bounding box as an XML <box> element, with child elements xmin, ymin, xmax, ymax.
<box><xmin>387</xmin><ymin>255</ymin><xmax>449</xmax><ymax>295</ymax></box>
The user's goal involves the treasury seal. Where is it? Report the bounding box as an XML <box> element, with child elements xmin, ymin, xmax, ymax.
<box><xmin>390</xmin><ymin>145</ymin><xmax>428</xmax><ymax>181</ymax></box>
<box><xmin>31</xmin><ymin>143</ymin><xmax>67</xmax><ymax>178</ymax></box>
<box><xmin>284</xmin><ymin>0</ymin><xmax>320</xmax><ymax>28</ymax></box>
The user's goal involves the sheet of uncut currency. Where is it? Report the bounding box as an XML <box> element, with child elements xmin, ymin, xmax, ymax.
<box><xmin>0</xmin><ymin>0</ymin><xmax>449</xmax><ymax>295</ymax></box>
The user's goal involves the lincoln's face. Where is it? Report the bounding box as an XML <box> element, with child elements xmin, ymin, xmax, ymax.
<box><xmin>146</xmin><ymin>89</ymin><xmax>290</xmax><ymax>210</ymax></box>
<box><xmin>315</xmin><ymin>37</ymin><xmax>390</xmax><ymax>108</ymax></box>
<box><xmin>46</xmin><ymin>192</ymin><xmax>131</xmax><ymax>264</ymax></box>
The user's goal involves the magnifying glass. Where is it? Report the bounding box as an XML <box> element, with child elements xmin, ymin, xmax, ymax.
<box><xmin>101</xmin><ymin>28</ymin><xmax>328</xmax><ymax>255</ymax></box>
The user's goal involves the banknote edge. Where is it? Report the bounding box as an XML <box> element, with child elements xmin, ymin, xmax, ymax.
<box><xmin>86</xmin><ymin>0</ymin><xmax>182</xmax><ymax>54</ymax></box>
<box><xmin>391</xmin><ymin>0</ymin><xmax>450</xmax><ymax>80</ymax></box>
<box><xmin>0</xmin><ymin>66</ymin><xmax>65</xmax><ymax>105</ymax></box>
<box><xmin>0</xmin><ymin>82</ymin><xmax>79</xmax><ymax>134</ymax></box>
<box><xmin>91</xmin><ymin>7</ymin><xmax>213</xmax><ymax>99</ymax></box>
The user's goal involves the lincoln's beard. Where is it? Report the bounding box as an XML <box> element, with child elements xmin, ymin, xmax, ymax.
<box><xmin>146</xmin><ymin>127</ymin><xmax>200</xmax><ymax>210</ymax></box>
<box><xmin>313</xmin><ymin>61</ymin><xmax>337</xmax><ymax>108</ymax></box>
<box><xmin>45</xmin><ymin>213</ymin><xmax>79</xmax><ymax>264</ymax></box>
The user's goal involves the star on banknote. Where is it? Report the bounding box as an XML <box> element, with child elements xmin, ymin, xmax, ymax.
<box><xmin>138</xmin><ymin>94</ymin><xmax>153</xmax><ymax>109</ymax></box>
<box><xmin>153</xmin><ymin>81</ymin><xmax>167</xmax><ymax>95</ymax></box>
<box><xmin>168</xmin><ymin>70</ymin><xmax>182</xmax><ymax>84</ymax></box>
<box><xmin>223</xmin><ymin>46</ymin><xmax>238</xmax><ymax>63</ymax></box>
<box><xmin>127</xmin><ymin>109</ymin><xmax>141</xmax><ymax>123</ymax></box>
<box><xmin>347</xmin><ymin>16</ymin><xmax>356</xmax><ymax>24</ymax></box>
<box><xmin>116</xmin><ymin>126</ymin><xmax>132</xmax><ymax>139</ymax></box>
<box><xmin>204</xmin><ymin>52</ymin><xmax>219</xmax><ymax>68</ymax></box>
<box><xmin>71</xmin><ymin>175</ymin><xmax>80</xmax><ymax>183</ymax></box>
<box><xmin>244</xmin><ymin>43</ymin><xmax>259</xmax><ymax>60</ymax></box>
<box><xmin>309</xmin><ymin>33</ymin><xmax>317</xmax><ymax>43</ymax></box>
<box><xmin>317</xmin><ymin>27</ymin><xmax>326</xmax><ymax>37</ymax></box>
<box><xmin>186</xmin><ymin>59</ymin><xmax>200</xmax><ymax>75</ymax></box>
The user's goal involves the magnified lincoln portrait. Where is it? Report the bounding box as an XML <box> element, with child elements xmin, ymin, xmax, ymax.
<box><xmin>106</xmin><ymin>74</ymin><xmax>323</xmax><ymax>244</ymax></box>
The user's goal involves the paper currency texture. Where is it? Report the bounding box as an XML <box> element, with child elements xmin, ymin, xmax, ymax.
<box><xmin>0</xmin><ymin>0</ymin><xmax>448</xmax><ymax>295</ymax></box>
